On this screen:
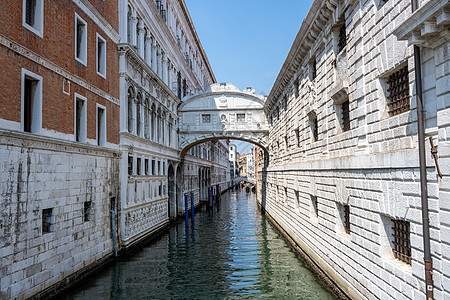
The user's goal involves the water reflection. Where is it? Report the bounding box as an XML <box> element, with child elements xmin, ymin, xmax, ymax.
<box><xmin>61</xmin><ymin>190</ymin><xmax>336</xmax><ymax>299</ymax></box>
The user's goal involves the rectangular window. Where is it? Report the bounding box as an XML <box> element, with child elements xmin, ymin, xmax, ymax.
<box><xmin>75</xmin><ymin>94</ymin><xmax>86</xmax><ymax>142</ymax></box>
<box><xmin>22</xmin><ymin>69</ymin><xmax>42</xmax><ymax>134</ymax></box>
<box><xmin>97</xmin><ymin>105</ymin><xmax>106</xmax><ymax>146</ymax></box>
<box><xmin>312</xmin><ymin>59</ymin><xmax>317</xmax><ymax>80</ymax></box>
<box><xmin>202</xmin><ymin>114</ymin><xmax>211</xmax><ymax>123</ymax></box>
<box><xmin>128</xmin><ymin>156</ymin><xmax>133</xmax><ymax>175</ymax></box>
<box><xmin>311</xmin><ymin>116</ymin><xmax>318</xmax><ymax>141</ymax></box>
<box><xmin>23</xmin><ymin>0</ymin><xmax>43</xmax><ymax>37</ymax></box>
<box><xmin>338</xmin><ymin>23</ymin><xmax>346</xmax><ymax>54</ymax></box>
<box><xmin>75</xmin><ymin>14</ymin><xmax>87</xmax><ymax>65</ymax></box>
<box><xmin>343</xmin><ymin>205</ymin><xmax>350</xmax><ymax>234</ymax></box>
<box><xmin>163</xmin><ymin>162</ymin><xmax>166</xmax><ymax>175</ymax></box>
<box><xmin>83</xmin><ymin>201</ymin><xmax>92</xmax><ymax>222</ymax></box>
<box><xmin>137</xmin><ymin>157</ymin><xmax>142</xmax><ymax>175</ymax></box>
<box><xmin>341</xmin><ymin>100</ymin><xmax>350</xmax><ymax>132</ymax></box>
<box><xmin>96</xmin><ymin>34</ymin><xmax>106</xmax><ymax>77</ymax></box>
<box><xmin>152</xmin><ymin>160</ymin><xmax>156</xmax><ymax>175</ymax></box>
<box><xmin>392</xmin><ymin>219</ymin><xmax>411</xmax><ymax>264</ymax></box>
<box><xmin>311</xmin><ymin>195</ymin><xmax>318</xmax><ymax>217</ymax></box>
<box><xmin>158</xmin><ymin>161</ymin><xmax>161</xmax><ymax>175</ymax></box>
<box><xmin>145</xmin><ymin>159</ymin><xmax>149</xmax><ymax>175</ymax></box>
<box><xmin>237</xmin><ymin>113</ymin><xmax>245</xmax><ymax>122</ymax></box>
<box><xmin>387</xmin><ymin>66</ymin><xmax>410</xmax><ymax>116</ymax></box>
<box><xmin>42</xmin><ymin>208</ymin><xmax>54</xmax><ymax>234</ymax></box>
<box><xmin>295</xmin><ymin>128</ymin><xmax>300</xmax><ymax>147</ymax></box>
<box><xmin>294</xmin><ymin>79</ymin><xmax>299</xmax><ymax>98</ymax></box>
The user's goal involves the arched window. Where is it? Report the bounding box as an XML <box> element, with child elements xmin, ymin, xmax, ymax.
<box><xmin>157</xmin><ymin>107</ymin><xmax>161</xmax><ymax>143</ymax></box>
<box><xmin>162</xmin><ymin>111</ymin><xmax>166</xmax><ymax>145</ymax></box>
<box><xmin>168</xmin><ymin>115</ymin><xmax>173</xmax><ymax>147</ymax></box>
<box><xmin>151</xmin><ymin>103</ymin><xmax>156</xmax><ymax>141</ymax></box>
<box><xmin>136</xmin><ymin>93</ymin><xmax>142</xmax><ymax>136</ymax></box>
<box><xmin>144</xmin><ymin>99</ymin><xmax>149</xmax><ymax>139</ymax></box>
<box><xmin>127</xmin><ymin>87</ymin><xmax>134</xmax><ymax>133</ymax></box>
<box><xmin>127</xmin><ymin>7</ymin><xmax>132</xmax><ymax>44</ymax></box>
<box><xmin>136</xmin><ymin>17</ymin><xmax>141</xmax><ymax>49</ymax></box>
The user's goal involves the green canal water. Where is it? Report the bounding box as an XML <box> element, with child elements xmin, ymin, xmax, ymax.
<box><xmin>61</xmin><ymin>190</ymin><xmax>337</xmax><ymax>299</ymax></box>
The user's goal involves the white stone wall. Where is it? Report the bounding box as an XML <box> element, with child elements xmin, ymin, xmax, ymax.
<box><xmin>0</xmin><ymin>132</ymin><xmax>120</xmax><ymax>299</ymax></box>
<box><xmin>261</xmin><ymin>0</ymin><xmax>450</xmax><ymax>299</ymax></box>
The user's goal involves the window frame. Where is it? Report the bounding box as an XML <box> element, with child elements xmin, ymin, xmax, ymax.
<box><xmin>23</xmin><ymin>0</ymin><xmax>44</xmax><ymax>37</ymax></box>
<box><xmin>74</xmin><ymin>93</ymin><xmax>87</xmax><ymax>143</ymax></box>
<box><xmin>386</xmin><ymin>65</ymin><xmax>410</xmax><ymax>117</ymax></box>
<box><xmin>202</xmin><ymin>114</ymin><xmax>211</xmax><ymax>123</ymax></box>
<box><xmin>83</xmin><ymin>201</ymin><xmax>92</xmax><ymax>222</ymax></box>
<box><xmin>42</xmin><ymin>208</ymin><xmax>54</xmax><ymax>234</ymax></box>
<box><xmin>21</xmin><ymin>68</ymin><xmax>42</xmax><ymax>134</ymax></box>
<box><xmin>75</xmin><ymin>13</ymin><xmax>88</xmax><ymax>66</ymax></box>
<box><xmin>236</xmin><ymin>113</ymin><xmax>246</xmax><ymax>123</ymax></box>
<box><xmin>96</xmin><ymin>33</ymin><xmax>107</xmax><ymax>78</ymax></box>
<box><xmin>96</xmin><ymin>103</ymin><xmax>106</xmax><ymax>146</ymax></box>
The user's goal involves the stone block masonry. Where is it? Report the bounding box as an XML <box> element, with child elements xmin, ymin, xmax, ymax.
<box><xmin>0</xmin><ymin>132</ymin><xmax>120</xmax><ymax>299</ymax></box>
<box><xmin>259</xmin><ymin>0</ymin><xmax>450</xmax><ymax>299</ymax></box>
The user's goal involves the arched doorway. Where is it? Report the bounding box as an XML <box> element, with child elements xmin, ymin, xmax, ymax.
<box><xmin>168</xmin><ymin>163</ymin><xmax>176</xmax><ymax>219</ymax></box>
<box><xmin>176</xmin><ymin>163</ymin><xmax>184</xmax><ymax>217</ymax></box>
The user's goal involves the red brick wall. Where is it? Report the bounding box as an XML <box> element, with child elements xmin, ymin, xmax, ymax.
<box><xmin>0</xmin><ymin>0</ymin><xmax>119</xmax><ymax>144</ymax></box>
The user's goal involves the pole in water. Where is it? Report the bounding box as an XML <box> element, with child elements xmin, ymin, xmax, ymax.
<box><xmin>110</xmin><ymin>210</ymin><xmax>118</xmax><ymax>257</ymax></box>
<box><xmin>190</xmin><ymin>191</ymin><xmax>195</xmax><ymax>223</ymax></box>
<box><xmin>216</xmin><ymin>184</ymin><xmax>220</xmax><ymax>212</ymax></box>
<box><xmin>184</xmin><ymin>192</ymin><xmax>189</xmax><ymax>227</ymax></box>
<box><xmin>207</xmin><ymin>187</ymin><xmax>211</xmax><ymax>209</ymax></box>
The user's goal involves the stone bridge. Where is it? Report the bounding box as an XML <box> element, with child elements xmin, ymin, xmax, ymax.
<box><xmin>178</xmin><ymin>83</ymin><xmax>269</xmax><ymax>154</ymax></box>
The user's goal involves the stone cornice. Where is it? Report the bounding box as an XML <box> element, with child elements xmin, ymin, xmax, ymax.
<box><xmin>177</xmin><ymin>0</ymin><xmax>216</xmax><ymax>83</ymax></box>
<box><xmin>393</xmin><ymin>0</ymin><xmax>450</xmax><ymax>46</ymax></box>
<box><xmin>119</xmin><ymin>43</ymin><xmax>181</xmax><ymax>107</ymax></box>
<box><xmin>0</xmin><ymin>129</ymin><xmax>120</xmax><ymax>157</ymax></box>
<box><xmin>72</xmin><ymin>0</ymin><xmax>120</xmax><ymax>43</ymax></box>
<box><xmin>132</xmin><ymin>0</ymin><xmax>214</xmax><ymax>89</ymax></box>
<box><xmin>0</xmin><ymin>33</ymin><xmax>120</xmax><ymax>105</ymax></box>
<box><xmin>179</xmin><ymin>91</ymin><xmax>266</xmax><ymax>110</ymax></box>
<box><xmin>265</xmin><ymin>0</ymin><xmax>336</xmax><ymax>111</ymax></box>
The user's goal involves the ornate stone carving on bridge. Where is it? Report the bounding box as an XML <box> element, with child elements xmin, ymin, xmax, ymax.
<box><xmin>178</xmin><ymin>83</ymin><xmax>269</xmax><ymax>153</ymax></box>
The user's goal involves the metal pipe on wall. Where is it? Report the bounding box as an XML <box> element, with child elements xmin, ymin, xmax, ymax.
<box><xmin>411</xmin><ymin>1</ymin><xmax>433</xmax><ymax>298</ymax></box>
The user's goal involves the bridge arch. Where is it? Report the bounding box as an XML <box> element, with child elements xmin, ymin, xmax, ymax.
<box><xmin>180</xmin><ymin>135</ymin><xmax>268</xmax><ymax>157</ymax></box>
<box><xmin>178</xmin><ymin>83</ymin><xmax>269</xmax><ymax>155</ymax></box>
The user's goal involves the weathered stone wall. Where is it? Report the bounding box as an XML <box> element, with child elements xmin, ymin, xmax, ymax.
<box><xmin>260</xmin><ymin>0</ymin><xmax>450</xmax><ymax>299</ymax></box>
<box><xmin>0</xmin><ymin>132</ymin><xmax>120</xmax><ymax>299</ymax></box>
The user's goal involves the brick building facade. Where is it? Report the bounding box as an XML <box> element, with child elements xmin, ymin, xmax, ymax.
<box><xmin>0</xmin><ymin>1</ymin><xmax>119</xmax><ymax>299</ymax></box>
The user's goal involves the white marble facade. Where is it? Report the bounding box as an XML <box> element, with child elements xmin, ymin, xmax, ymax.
<box><xmin>118</xmin><ymin>0</ymin><xmax>228</xmax><ymax>247</ymax></box>
<box><xmin>259</xmin><ymin>0</ymin><xmax>450</xmax><ymax>299</ymax></box>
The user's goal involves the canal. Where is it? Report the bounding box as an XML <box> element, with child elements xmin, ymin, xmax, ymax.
<box><xmin>61</xmin><ymin>190</ymin><xmax>337</xmax><ymax>299</ymax></box>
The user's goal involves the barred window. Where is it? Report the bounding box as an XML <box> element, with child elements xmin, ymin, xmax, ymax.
<box><xmin>343</xmin><ymin>205</ymin><xmax>350</xmax><ymax>234</ymax></box>
<box><xmin>312</xmin><ymin>59</ymin><xmax>317</xmax><ymax>80</ymax></box>
<box><xmin>311</xmin><ymin>195</ymin><xmax>318</xmax><ymax>217</ymax></box>
<box><xmin>341</xmin><ymin>100</ymin><xmax>350</xmax><ymax>132</ymax></box>
<box><xmin>387</xmin><ymin>66</ymin><xmax>410</xmax><ymax>116</ymax></box>
<box><xmin>83</xmin><ymin>201</ymin><xmax>92</xmax><ymax>222</ymax></box>
<box><xmin>42</xmin><ymin>208</ymin><xmax>54</xmax><ymax>234</ymax></box>
<box><xmin>202</xmin><ymin>114</ymin><xmax>211</xmax><ymax>123</ymax></box>
<box><xmin>237</xmin><ymin>113</ymin><xmax>246</xmax><ymax>122</ymax></box>
<box><xmin>310</xmin><ymin>114</ymin><xmax>318</xmax><ymax>141</ymax></box>
<box><xmin>392</xmin><ymin>219</ymin><xmax>411</xmax><ymax>264</ymax></box>
<box><xmin>338</xmin><ymin>23</ymin><xmax>346</xmax><ymax>53</ymax></box>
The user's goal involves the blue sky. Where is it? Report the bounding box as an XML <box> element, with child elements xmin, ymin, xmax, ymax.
<box><xmin>184</xmin><ymin>0</ymin><xmax>314</xmax><ymax>153</ymax></box>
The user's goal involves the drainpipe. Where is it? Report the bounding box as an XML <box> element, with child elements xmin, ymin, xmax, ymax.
<box><xmin>411</xmin><ymin>1</ymin><xmax>433</xmax><ymax>299</ymax></box>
